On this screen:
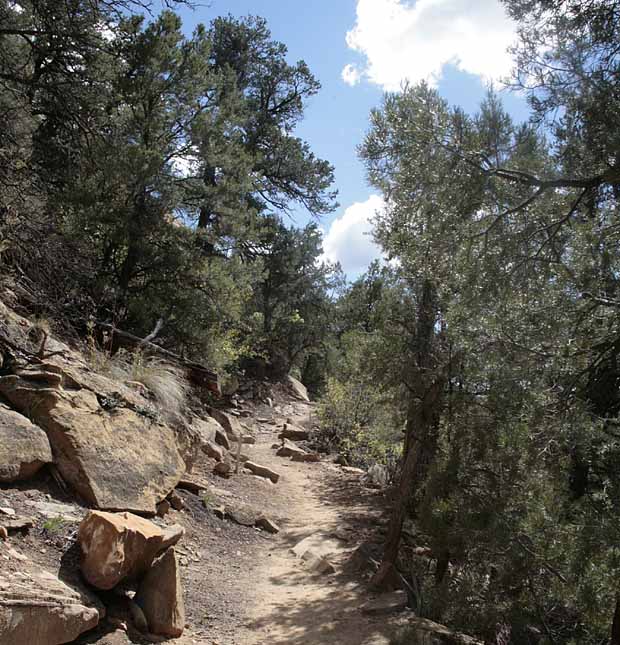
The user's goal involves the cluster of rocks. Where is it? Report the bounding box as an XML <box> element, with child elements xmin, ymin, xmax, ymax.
<box><xmin>0</xmin><ymin>510</ymin><xmax>186</xmax><ymax>644</ymax></box>
<box><xmin>79</xmin><ymin>510</ymin><xmax>186</xmax><ymax>638</ymax></box>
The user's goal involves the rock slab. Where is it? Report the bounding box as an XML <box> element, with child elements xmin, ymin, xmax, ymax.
<box><xmin>0</xmin><ymin>371</ymin><xmax>186</xmax><ymax>514</ymax></box>
<box><xmin>135</xmin><ymin>548</ymin><xmax>185</xmax><ymax>638</ymax></box>
<box><xmin>0</xmin><ymin>403</ymin><xmax>52</xmax><ymax>482</ymax></box>
<box><xmin>0</xmin><ymin>554</ymin><xmax>104</xmax><ymax>645</ymax></box>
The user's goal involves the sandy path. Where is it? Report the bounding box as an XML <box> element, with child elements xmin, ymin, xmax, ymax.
<box><xmin>230</xmin><ymin>402</ymin><xmax>402</xmax><ymax>645</ymax></box>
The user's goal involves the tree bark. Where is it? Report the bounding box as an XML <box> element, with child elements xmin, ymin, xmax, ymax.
<box><xmin>611</xmin><ymin>592</ymin><xmax>620</xmax><ymax>645</ymax></box>
<box><xmin>371</xmin><ymin>279</ymin><xmax>445</xmax><ymax>589</ymax></box>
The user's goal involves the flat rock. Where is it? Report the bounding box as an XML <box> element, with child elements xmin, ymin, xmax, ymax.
<box><xmin>361</xmin><ymin>590</ymin><xmax>408</xmax><ymax>616</ymax></box>
<box><xmin>292</xmin><ymin>452</ymin><xmax>320</xmax><ymax>463</ymax></box>
<box><xmin>26</xmin><ymin>500</ymin><xmax>83</xmax><ymax>523</ymax></box>
<box><xmin>278</xmin><ymin>424</ymin><xmax>310</xmax><ymax>441</ymax></box>
<box><xmin>0</xmin><ymin>553</ymin><xmax>104</xmax><ymax>644</ymax></box>
<box><xmin>2</xmin><ymin>516</ymin><xmax>34</xmax><ymax>532</ymax></box>
<box><xmin>244</xmin><ymin>461</ymin><xmax>280</xmax><ymax>483</ymax></box>
<box><xmin>0</xmin><ymin>403</ymin><xmax>52</xmax><ymax>482</ymax></box>
<box><xmin>401</xmin><ymin>618</ymin><xmax>483</xmax><ymax>644</ymax></box>
<box><xmin>342</xmin><ymin>466</ymin><xmax>365</xmax><ymax>475</ymax></box>
<box><xmin>0</xmin><ymin>372</ymin><xmax>186</xmax><ymax>515</ymax></box>
<box><xmin>77</xmin><ymin>511</ymin><xmax>184</xmax><ymax>590</ymax></box>
<box><xmin>276</xmin><ymin>440</ymin><xmax>307</xmax><ymax>458</ymax></box>
<box><xmin>135</xmin><ymin>548</ymin><xmax>185</xmax><ymax>638</ymax></box>
<box><xmin>255</xmin><ymin>516</ymin><xmax>280</xmax><ymax>534</ymax></box>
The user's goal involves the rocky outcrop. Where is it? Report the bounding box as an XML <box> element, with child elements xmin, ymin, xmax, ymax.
<box><xmin>135</xmin><ymin>548</ymin><xmax>185</xmax><ymax>638</ymax></box>
<box><xmin>0</xmin><ymin>368</ymin><xmax>186</xmax><ymax>514</ymax></box>
<box><xmin>0</xmin><ymin>403</ymin><xmax>52</xmax><ymax>482</ymax></box>
<box><xmin>0</xmin><ymin>551</ymin><xmax>104</xmax><ymax>645</ymax></box>
<box><xmin>78</xmin><ymin>511</ymin><xmax>184</xmax><ymax>590</ymax></box>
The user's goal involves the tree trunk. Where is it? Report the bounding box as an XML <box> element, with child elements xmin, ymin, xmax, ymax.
<box><xmin>611</xmin><ymin>592</ymin><xmax>620</xmax><ymax>645</ymax></box>
<box><xmin>371</xmin><ymin>279</ymin><xmax>445</xmax><ymax>589</ymax></box>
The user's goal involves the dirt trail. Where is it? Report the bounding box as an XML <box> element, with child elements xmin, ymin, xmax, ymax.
<box><xmin>226</xmin><ymin>401</ymin><xmax>404</xmax><ymax>645</ymax></box>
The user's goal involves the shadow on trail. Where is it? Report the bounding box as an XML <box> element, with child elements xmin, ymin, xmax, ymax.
<box><xmin>242</xmin><ymin>463</ymin><xmax>403</xmax><ymax>645</ymax></box>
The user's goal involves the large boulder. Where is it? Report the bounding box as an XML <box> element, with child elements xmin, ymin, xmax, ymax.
<box><xmin>135</xmin><ymin>548</ymin><xmax>185</xmax><ymax>638</ymax></box>
<box><xmin>287</xmin><ymin>375</ymin><xmax>310</xmax><ymax>402</ymax></box>
<box><xmin>78</xmin><ymin>510</ymin><xmax>184</xmax><ymax>590</ymax></box>
<box><xmin>0</xmin><ymin>551</ymin><xmax>104</xmax><ymax>645</ymax></box>
<box><xmin>0</xmin><ymin>369</ymin><xmax>186</xmax><ymax>514</ymax></box>
<box><xmin>0</xmin><ymin>404</ymin><xmax>52</xmax><ymax>482</ymax></box>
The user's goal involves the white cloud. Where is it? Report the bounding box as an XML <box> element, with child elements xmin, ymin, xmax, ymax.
<box><xmin>341</xmin><ymin>63</ymin><xmax>362</xmax><ymax>86</ymax></box>
<box><xmin>321</xmin><ymin>195</ymin><xmax>385</xmax><ymax>276</ymax></box>
<box><xmin>343</xmin><ymin>0</ymin><xmax>517</xmax><ymax>90</ymax></box>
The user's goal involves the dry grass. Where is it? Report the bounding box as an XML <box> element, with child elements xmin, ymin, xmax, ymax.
<box><xmin>111</xmin><ymin>352</ymin><xmax>189</xmax><ymax>423</ymax></box>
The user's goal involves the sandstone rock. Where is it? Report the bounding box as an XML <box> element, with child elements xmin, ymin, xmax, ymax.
<box><xmin>167</xmin><ymin>491</ymin><xmax>185</xmax><ymax>511</ymax></box>
<box><xmin>244</xmin><ymin>461</ymin><xmax>280</xmax><ymax>483</ymax></box>
<box><xmin>214</xmin><ymin>426</ymin><xmax>231</xmax><ymax>451</ymax></box>
<box><xmin>278</xmin><ymin>423</ymin><xmax>310</xmax><ymax>441</ymax></box>
<box><xmin>77</xmin><ymin>511</ymin><xmax>184</xmax><ymax>590</ymax></box>
<box><xmin>292</xmin><ymin>532</ymin><xmax>347</xmax><ymax>575</ymax></box>
<box><xmin>0</xmin><ymin>555</ymin><xmax>104</xmax><ymax>644</ymax></box>
<box><xmin>173</xmin><ymin>423</ymin><xmax>201</xmax><ymax>473</ymax></box>
<box><xmin>202</xmin><ymin>440</ymin><xmax>225</xmax><ymax>462</ymax></box>
<box><xmin>398</xmin><ymin>618</ymin><xmax>483</xmax><ymax>644</ymax></box>
<box><xmin>213</xmin><ymin>461</ymin><xmax>232</xmax><ymax>478</ymax></box>
<box><xmin>135</xmin><ymin>548</ymin><xmax>185</xmax><ymax>638</ymax></box>
<box><xmin>26</xmin><ymin>500</ymin><xmax>82</xmax><ymax>522</ymax></box>
<box><xmin>361</xmin><ymin>590</ymin><xmax>408</xmax><ymax>616</ymax></box>
<box><xmin>292</xmin><ymin>452</ymin><xmax>320</xmax><ymax>463</ymax></box>
<box><xmin>255</xmin><ymin>515</ymin><xmax>280</xmax><ymax>534</ymax></box>
<box><xmin>0</xmin><ymin>372</ymin><xmax>186</xmax><ymax>514</ymax></box>
<box><xmin>0</xmin><ymin>403</ymin><xmax>52</xmax><ymax>482</ymax></box>
<box><xmin>208</xmin><ymin>407</ymin><xmax>243</xmax><ymax>439</ymax></box>
<box><xmin>2</xmin><ymin>516</ymin><xmax>34</xmax><ymax>532</ymax></box>
<box><xmin>241</xmin><ymin>434</ymin><xmax>256</xmax><ymax>444</ymax></box>
<box><xmin>342</xmin><ymin>466</ymin><xmax>365</xmax><ymax>475</ymax></box>
<box><xmin>192</xmin><ymin>416</ymin><xmax>222</xmax><ymax>444</ymax></box>
<box><xmin>156</xmin><ymin>500</ymin><xmax>171</xmax><ymax>517</ymax></box>
<box><xmin>276</xmin><ymin>439</ymin><xmax>307</xmax><ymax>459</ymax></box>
<box><xmin>287</xmin><ymin>375</ymin><xmax>310</xmax><ymax>402</ymax></box>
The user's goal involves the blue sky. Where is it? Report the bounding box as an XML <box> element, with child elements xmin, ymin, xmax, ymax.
<box><xmin>177</xmin><ymin>0</ymin><xmax>529</xmax><ymax>278</ymax></box>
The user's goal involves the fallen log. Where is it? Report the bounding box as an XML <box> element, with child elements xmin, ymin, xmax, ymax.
<box><xmin>96</xmin><ymin>323</ymin><xmax>219</xmax><ymax>395</ymax></box>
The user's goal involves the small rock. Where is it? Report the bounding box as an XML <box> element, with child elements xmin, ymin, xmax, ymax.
<box><xmin>278</xmin><ymin>424</ymin><xmax>310</xmax><ymax>441</ymax></box>
<box><xmin>156</xmin><ymin>500</ymin><xmax>171</xmax><ymax>517</ymax></box>
<box><xmin>361</xmin><ymin>590</ymin><xmax>408</xmax><ymax>616</ymax></box>
<box><xmin>342</xmin><ymin>466</ymin><xmax>365</xmax><ymax>475</ymax></box>
<box><xmin>255</xmin><ymin>516</ymin><xmax>280</xmax><ymax>534</ymax></box>
<box><xmin>214</xmin><ymin>461</ymin><xmax>232</xmax><ymax>478</ymax></box>
<box><xmin>292</xmin><ymin>452</ymin><xmax>320</xmax><ymax>463</ymax></box>
<box><xmin>168</xmin><ymin>491</ymin><xmax>185</xmax><ymax>511</ymax></box>
<box><xmin>202</xmin><ymin>440</ymin><xmax>225</xmax><ymax>462</ymax></box>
